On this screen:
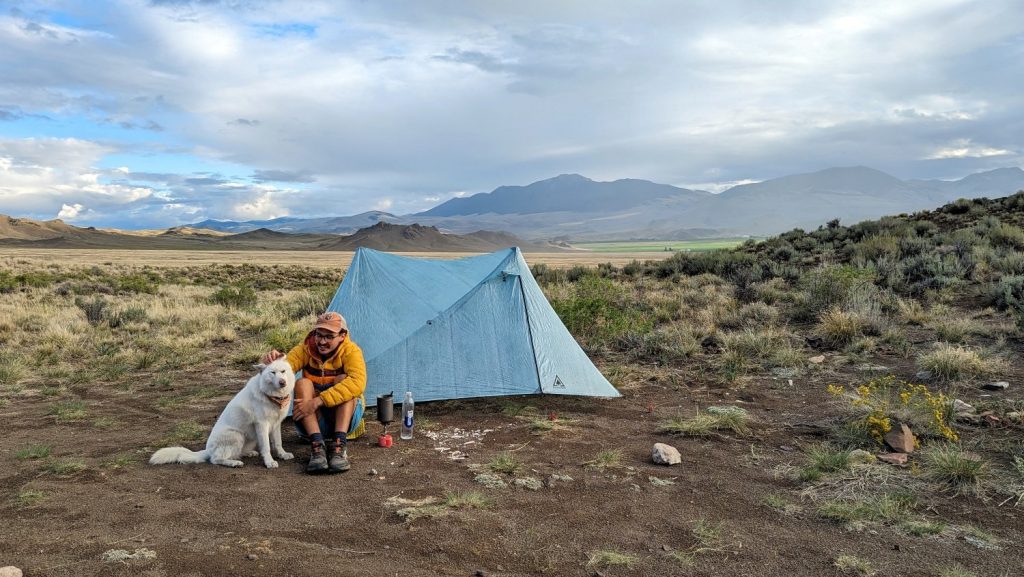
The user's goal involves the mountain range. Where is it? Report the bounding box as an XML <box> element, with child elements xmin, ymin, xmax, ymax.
<box><xmin>0</xmin><ymin>217</ymin><xmax>556</xmax><ymax>252</ymax></box>
<box><xmin>192</xmin><ymin>166</ymin><xmax>1024</xmax><ymax>240</ymax></box>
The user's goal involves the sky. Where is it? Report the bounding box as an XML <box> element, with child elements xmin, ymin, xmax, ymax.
<box><xmin>1</xmin><ymin>0</ymin><xmax>1022</xmax><ymax>228</ymax></box>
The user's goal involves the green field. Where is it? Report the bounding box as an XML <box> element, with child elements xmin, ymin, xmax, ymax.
<box><xmin>573</xmin><ymin>238</ymin><xmax>750</xmax><ymax>253</ymax></box>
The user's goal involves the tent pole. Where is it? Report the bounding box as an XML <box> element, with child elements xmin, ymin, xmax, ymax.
<box><xmin>516</xmin><ymin>273</ymin><xmax>544</xmax><ymax>395</ymax></box>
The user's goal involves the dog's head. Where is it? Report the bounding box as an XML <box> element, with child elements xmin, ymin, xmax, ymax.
<box><xmin>254</xmin><ymin>359</ymin><xmax>296</xmax><ymax>399</ymax></box>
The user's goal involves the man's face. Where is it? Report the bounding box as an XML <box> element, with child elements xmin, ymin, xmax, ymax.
<box><xmin>312</xmin><ymin>329</ymin><xmax>346</xmax><ymax>356</ymax></box>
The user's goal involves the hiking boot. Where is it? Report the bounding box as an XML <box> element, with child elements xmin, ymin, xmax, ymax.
<box><xmin>328</xmin><ymin>440</ymin><xmax>350</xmax><ymax>473</ymax></box>
<box><xmin>306</xmin><ymin>442</ymin><xmax>328</xmax><ymax>474</ymax></box>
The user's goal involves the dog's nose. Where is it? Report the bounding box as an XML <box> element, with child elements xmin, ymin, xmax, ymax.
<box><xmin>278</xmin><ymin>379</ymin><xmax>287</xmax><ymax>388</ymax></box>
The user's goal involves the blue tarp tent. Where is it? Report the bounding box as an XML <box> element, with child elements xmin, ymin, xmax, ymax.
<box><xmin>327</xmin><ymin>247</ymin><xmax>620</xmax><ymax>406</ymax></box>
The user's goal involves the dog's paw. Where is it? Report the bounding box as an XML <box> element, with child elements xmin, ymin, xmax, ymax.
<box><xmin>277</xmin><ymin>451</ymin><xmax>294</xmax><ymax>461</ymax></box>
<box><xmin>243</xmin><ymin>450</ymin><xmax>259</xmax><ymax>457</ymax></box>
<box><xmin>264</xmin><ymin>459</ymin><xmax>279</xmax><ymax>469</ymax></box>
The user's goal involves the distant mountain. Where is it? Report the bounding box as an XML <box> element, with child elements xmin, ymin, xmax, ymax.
<box><xmin>180</xmin><ymin>167</ymin><xmax>1023</xmax><ymax>241</ymax></box>
<box><xmin>418</xmin><ymin>173</ymin><xmax>709</xmax><ymax>216</ymax></box>
<box><xmin>0</xmin><ymin>215</ymin><xmax>544</xmax><ymax>252</ymax></box>
<box><xmin>317</xmin><ymin>222</ymin><xmax>551</xmax><ymax>252</ymax></box>
<box><xmin>194</xmin><ymin>211</ymin><xmax>398</xmax><ymax>234</ymax></box>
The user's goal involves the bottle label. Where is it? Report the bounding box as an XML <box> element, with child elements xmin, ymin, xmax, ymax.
<box><xmin>404</xmin><ymin>411</ymin><xmax>413</xmax><ymax>427</ymax></box>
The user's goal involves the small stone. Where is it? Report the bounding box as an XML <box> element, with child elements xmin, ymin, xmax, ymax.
<box><xmin>179</xmin><ymin>537</ymin><xmax>189</xmax><ymax>543</ymax></box>
<box><xmin>368</xmin><ymin>468</ymin><xmax>378</xmax><ymax>476</ymax></box>
<box><xmin>982</xmin><ymin>381</ymin><xmax>1009</xmax><ymax>391</ymax></box>
<box><xmin>474</xmin><ymin>473</ymin><xmax>507</xmax><ymax>489</ymax></box>
<box><xmin>884</xmin><ymin>423</ymin><xmax>916</xmax><ymax>453</ymax></box>
<box><xmin>771</xmin><ymin>367</ymin><xmax>798</xmax><ymax>378</ymax></box>
<box><xmin>246</xmin><ymin>554</ymin><xmax>258</xmax><ymax>561</ymax></box>
<box><xmin>779</xmin><ymin>445</ymin><xmax>795</xmax><ymax>452</ymax></box>
<box><xmin>808</xmin><ymin>355</ymin><xmax>826</xmax><ymax>364</ymax></box>
<box><xmin>652</xmin><ymin>443</ymin><xmax>682</xmax><ymax>466</ymax></box>
<box><xmin>0</xmin><ymin>567</ymin><xmax>23</xmax><ymax>577</ymax></box>
<box><xmin>915</xmin><ymin>370</ymin><xmax>933</xmax><ymax>381</ymax></box>
<box><xmin>952</xmin><ymin>399</ymin><xmax>975</xmax><ymax>414</ymax></box>
<box><xmin>877</xmin><ymin>452</ymin><xmax>908</xmax><ymax>465</ymax></box>
<box><xmin>848</xmin><ymin>449</ymin><xmax>876</xmax><ymax>464</ymax></box>
<box><xmin>474</xmin><ymin>570</ymin><xmax>488</xmax><ymax>577</ymax></box>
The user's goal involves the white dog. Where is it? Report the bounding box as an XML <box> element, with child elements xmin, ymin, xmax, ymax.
<box><xmin>150</xmin><ymin>359</ymin><xmax>296</xmax><ymax>468</ymax></box>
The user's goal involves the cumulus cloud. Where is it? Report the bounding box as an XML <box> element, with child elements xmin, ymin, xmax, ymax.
<box><xmin>57</xmin><ymin>203</ymin><xmax>84</xmax><ymax>219</ymax></box>
<box><xmin>0</xmin><ymin>0</ymin><xmax>1022</xmax><ymax>226</ymax></box>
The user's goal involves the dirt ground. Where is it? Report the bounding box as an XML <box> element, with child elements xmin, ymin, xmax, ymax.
<box><xmin>2</xmin><ymin>340</ymin><xmax>1022</xmax><ymax>577</ymax></box>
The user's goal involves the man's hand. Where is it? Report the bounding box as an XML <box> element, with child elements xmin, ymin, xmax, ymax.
<box><xmin>261</xmin><ymin>350</ymin><xmax>284</xmax><ymax>364</ymax></box>
<box><xmin>293</xmin><ymin>396</ymin><xmax>324</xmax><ymax>421</ymax></box>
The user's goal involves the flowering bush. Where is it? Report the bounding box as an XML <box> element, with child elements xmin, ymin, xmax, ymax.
<box><xmin>827</xmin><ymin>376</ymin><xmax>958</xmax><ymax>445</ymax></box>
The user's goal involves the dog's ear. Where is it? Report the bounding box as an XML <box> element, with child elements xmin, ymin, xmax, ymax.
<box><xmin>253</xmin><ymin>363</ymin><xmax>267</xmax><ymax>371</ymax></box>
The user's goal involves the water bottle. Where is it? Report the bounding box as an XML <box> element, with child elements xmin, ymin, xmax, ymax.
<box><xmin>400</xmin><ymin>391</ymin><xmax>414</xmax><ymax>440</ymax></box>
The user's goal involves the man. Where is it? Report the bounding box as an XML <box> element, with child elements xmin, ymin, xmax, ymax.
<box><xmin>262</xmin><ymin>311</ymin><xmax>366</xmax><ymax>474</ymax></box>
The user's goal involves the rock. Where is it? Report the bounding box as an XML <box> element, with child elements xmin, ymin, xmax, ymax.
<box><xmin>808</xmin><ymin>355</ymin><xmax>826</xmax><ymax>364</ymax></box>
<box><xmin>914</xmin><ymin>370</ymin><xmax>933</xmax><ymax>381</ymax></box>
<box><xmin>883</xmin><ymin>423</ymin><xmax>916</xmax><ymax>453</ymax></box>
<box><xmin>0</xmin><ymin>567</ymin><xmax>23</xmax><ymax>577</ymax></box>
<box><xmin>475</xmin><ymin>571</ymin><xmax>488</xmax><ymax>577</ymax></box>
<box><xmin>368</xmin><ymin>468</ymin><xmax>379</xmax><ymax>476</ymax></box>
<box><xmin>652</xmin><ymin>443</ymin><xmax>682</xmax><ymax>466</ymax></box>
<box><xmin>982</xmin><ymin>381</ymin><xmax>1009</xmax><ymax>391</ymax></box>
<box><xmin>877</xmin><ymin>452</ymin><xmax>908</xmax><ymax>465</ymax></box>
<box><xmin>246</xmin><ymin>554</ymin><xmax>258</xmax><ymax>561</ymax></box>
<box><xmin>771</xmin><ymin>367</ymin><xmax>798</xmax><ymax>378</ymax></box>
<box><xmin>848</xmin><ymin>449</ymin><xmax>876</xmax><ymax>465</ymax></box>
<box><xmin>952</xmin><ymin>399</ymin><xmax>975</xmax><ymax>415</ymax></box>
<box><xmin>857</xmin><ymin>364</ymin><xmax>890</xmax><ymax>373</ymax></box>
<box><xmin>545</xmin><ymin>473</ymin><xmax>574</xmax><ymax>487</ymax></box>
<box><xmin>1007</xmin><ymin>411</ymin><xmax>1023</xmax><ymax>422</ymax></box>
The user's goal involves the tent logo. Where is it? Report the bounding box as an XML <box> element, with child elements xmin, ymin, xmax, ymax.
<box><xmin>552</xmin><ymin>375</ymin><xmax>566</xmax><ymax>389</ymax></box>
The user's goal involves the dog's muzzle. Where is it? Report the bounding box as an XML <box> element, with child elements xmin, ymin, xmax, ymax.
<box><xmin>278</xmin><ymin>379</ymin><xmax>288</xmax><ymax>388</ymax></box>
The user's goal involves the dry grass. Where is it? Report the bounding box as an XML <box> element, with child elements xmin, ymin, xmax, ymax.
<box><xmin>659</xmin><ymin>406</ymin><xmax>750</xmax><ymax>437</ymax></box>
<box><xmin>917</xmin><ymin>343</ymin><xmax>1002</xmax><ymax>381</ymax></box>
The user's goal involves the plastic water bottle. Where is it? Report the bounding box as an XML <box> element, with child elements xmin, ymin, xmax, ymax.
<box><xmin>400</xmin><ymin>391</ymin><xmax>414</xmax><ymax>440</ymax></box>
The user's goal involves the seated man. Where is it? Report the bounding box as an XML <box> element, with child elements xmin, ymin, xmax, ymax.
<box><xmin>262</xmin><ymin>311</ymin><xmax>366</xmax><ymax>474</ymax></box>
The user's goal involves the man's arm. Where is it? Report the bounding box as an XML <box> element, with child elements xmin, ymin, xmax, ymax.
<box><xmin>318</xmin><ymin>344</ymin><xmax>367</xmax><ymax>408</ymax></box>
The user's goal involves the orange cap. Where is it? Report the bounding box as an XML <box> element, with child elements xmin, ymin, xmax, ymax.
<box><xmin>314</xmin><ymin>311</ymin><xmax>348</xmax><ymax>334</ymax></box>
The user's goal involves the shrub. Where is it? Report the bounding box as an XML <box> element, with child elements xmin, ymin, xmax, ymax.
<box><xmin>799</xmin><ymin>266</ymin><xmax>875</xmax><ymax>318</ymax></box>
<box><xmin>74</xmin><ymin>296</ymin><xmax>108</xmax><ymax>325</ymax></box>
<box><xmin>551</xmin><ymin>276</ymin><xmax>653</xmax><ymax>350</ymax></box>
<box><xmin>827</xmin><ymin>377</ymin><xmax>958</xmax><ymax>444</ymax></box>
<box><xmin>917</xmin><ymin>343</ymin><xmax>998</xmax><ymax>381</ymax></box>
<box><xmin>117</xmin><ymin>273</ymin><xmax>159</xmax><ymax>294</ymax></box>
<box><xmin>817</xmin><ymin>307</ymin><xmax>867</xmax><ymax>348</ymax></box>
<box><xmin>488</xmin><ymin>452</ymin><xmax>520</xmax><ymax>474</ymax></box>
<box><xmin>211</xmin><ymin>285</ymin><xmax>257</xmax><ymax>308</ymax></box>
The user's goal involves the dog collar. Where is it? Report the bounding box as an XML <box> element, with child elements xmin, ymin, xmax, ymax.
<box><xmin>265</xmin><ymin>393</ymin><xmax>289</xmax><ymax>404</ymax></box>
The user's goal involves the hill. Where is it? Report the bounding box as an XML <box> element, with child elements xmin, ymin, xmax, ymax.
<box><xmin>0</xmin><ymin>215</ymin><xmax>544</xmax><ymax>252</ymax></box>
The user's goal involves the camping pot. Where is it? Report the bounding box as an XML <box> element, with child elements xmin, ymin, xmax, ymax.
<box><xmin>376</xmin><ymin>392</ymin><xmax>394</xmax><ymax>424</ymax></box>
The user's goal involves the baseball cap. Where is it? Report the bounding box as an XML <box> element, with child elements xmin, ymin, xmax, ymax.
<box><xmin>314</xmin><ymin>311</ymin><xmax>348</xmax><ymax>334</ymax></box>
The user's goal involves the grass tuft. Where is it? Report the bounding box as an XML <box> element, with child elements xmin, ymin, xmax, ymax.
<box><xmin>587</xmin><ymin>550</ymin><xmax>637</xmax><ymax>568</ymax></box>
<box><xmin>834</xmin><ymin>553</ymin><xmax>875</xmax><ymax>576</ymax></box>
<box><xmin>923</xmin><ymin>444</ymin><xmax>988</xmax><ymax>495</ymax></box>
<box><xmin>917</xmin><ymin>343</ymin><xmax>998</xmax><ymax>381</ymax></box>
<box><xmin>488</xmin><ymin>452</ymin><xmax>520</xmax><ymax>475</ymax></box>
<box><xmin>584</xmin><ymin>449</ymin><xmax>623</xmax><ymax>470</ymax></box>
<box><xmin>658</xmin><ymin>406</ymin><xmax>750</xmax><ymax>436</ymax></box>
<box><xmin>49</xmin><ymin>400</ymin><xmax>87</xmax><ymax>422</ymax></box>
<box><xmin>15</xmin><ymin>489</ymin><xmax>46</xmax><ymax>508</ymax></box>
<box><xmin>15</xmin><ymin>444</ymin><xmax>52</xmax><ymax>460</ymax></box>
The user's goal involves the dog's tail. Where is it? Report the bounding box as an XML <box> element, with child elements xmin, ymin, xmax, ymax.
<box><xmin>149</xmin><ymin>446</ymin><xmax>210</xmax><ymax>465</ymax></box>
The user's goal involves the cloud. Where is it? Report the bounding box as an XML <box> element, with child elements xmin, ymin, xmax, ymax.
<box><xmin>251</xmin><ymin>169</ymin><xmax>315</xmax><ymax>183</ymax></box>
<box><xmin>925</xmin><ymin>139</ymin><xmax>1013</xmax><ymax>159</ymax></box>
<box><xmin>0</xmin><ymin>0</ymin><xmax>1022</xmax><ymax>226</ymax></box>
<box><xmin>57</xmin><ymin>202</ymin><xmax>85</xmax><ymax>218</ymax></box>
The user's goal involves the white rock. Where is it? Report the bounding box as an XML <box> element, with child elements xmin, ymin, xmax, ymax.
<box><xmin>952</xmin><ymin>399</ymin><xmax>975</xmax><ymax>414</ymax></box>
<box><xmin>652</xmin><ymin>443</ymin><xmax>681</xmax><ymax>465</ymax></box>
<box><xmin>982</xmin><ymin>381</ymin><xmax>1009</xmax><ymax>391</ymax></box>
<box><xmin>0</xmin><ymin>567</ymin><xmax>23</xmax><ymax>577</ymax></box>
